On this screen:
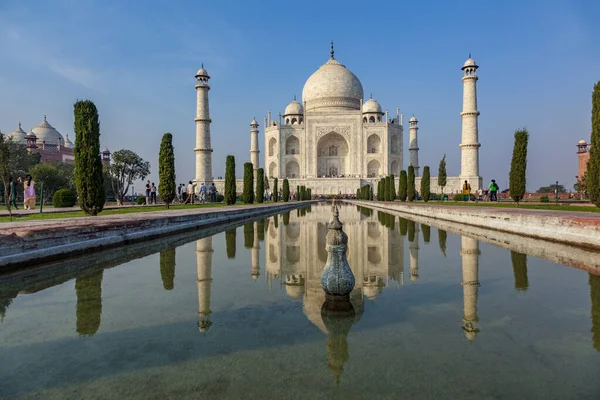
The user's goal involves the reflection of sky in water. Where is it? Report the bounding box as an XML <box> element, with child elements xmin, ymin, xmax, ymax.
<box><xmin>0</xmin><ymin>204</ymin><xmax>599</xmax><ymax>399</ymax></box>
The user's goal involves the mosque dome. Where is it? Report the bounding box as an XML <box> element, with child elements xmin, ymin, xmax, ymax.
<box><xmin>284</xmin><ymin>99</ymin><xmax>304</xmax><ymax>116</ymax></box>
<box><xmin>64</xmin><ymin>134</ymin><xmax>74</xmax><ymax>149</ymax></box>
<box><xmin>462</xmin><ymin>57</ymin><xmax>478</xmax><ymax>70</ymax></box>
<box><xmin>362</xmin><ymin>98</ymin><xmax>382</xmax><ymax>114</ymax></box>
<box><xmin>7</xmin><ymin>123</ymin><xmax>27</xmax><ymax>144</ymax></box>
<box><xmin>31</xmin><ymin>116</ymin><xmax>64</xmax><ymax>146</ymax></box>
<box><xmin>302</xmin><ymin>55</ymin><xmax>364</xmax><ymax>112</ymax></box>
<box><xmin>196</xmin><ymin>65</ymin><xmax>209</xmax><ymax>77</ymax></box>
<box><xmin>578</xmin><ymin>139</ymin><xmax>587</xmax><ymax>145</ymax></box>
<box><xmin>250</xmin><ymin>118</ymin><xmax>259</xmax><ymax>126</ymax></box>
<box><xmin>409</xmin><ymin>115</ymin><xmax>417</xmax><ymax>123</ymax></box>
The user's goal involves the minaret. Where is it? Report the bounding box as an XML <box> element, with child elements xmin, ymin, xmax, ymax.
<box><xmin>460</xmin><ymin>55</ymin><xmax>481</xmax><ymax>189</ymax></box>
<box><xmin>408</xmin><ymin>115</ymin><xmax>419</xmax><ymax>176</ymax></box>
<box><xmin>250</xmin><ymin>118</ymin><xmax>260</xmax><ymax>171</ymax></box>
<box><xmin>195</xmin><ymin>64</ymin><xmax>212</xmax><ymax>186</ymax></box>
<box><xmin>409</xmin><ymin>223</ymin><xmax>420</xmax><ymax>282</ymax></box>
<box><xmin>251</xmin><ymin>221</ymin><xmax>261</xmax><ymax>280</ymax></box>
<box><xmin>196</xmin><ymin>237</ymin><xmax>214</xmax><ymax>333</ymax></box>
<box><xmin>460</xmin><ymin>236</ymin><xmax>480</xmax><ymax>341</ymax></box>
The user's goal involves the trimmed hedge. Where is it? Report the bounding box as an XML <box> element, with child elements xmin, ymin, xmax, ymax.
<box><xmin>53</xmin><ymin>189</ymin><xmax>76</xmax><ymax>208</ymax></box>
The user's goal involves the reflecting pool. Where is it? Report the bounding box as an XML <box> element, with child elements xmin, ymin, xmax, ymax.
<box><xmin>1</xmin><ymin>203</ymin><xmax>600</xmax><ymax>399</ymax></box>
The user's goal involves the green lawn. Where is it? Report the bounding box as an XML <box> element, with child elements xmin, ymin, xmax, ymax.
<box><xmin>387</xmin><ymin>200</ymin><xmax>600</xmax><ymax>213</ymax></box>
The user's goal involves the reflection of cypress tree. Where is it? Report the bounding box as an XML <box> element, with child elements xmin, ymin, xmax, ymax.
<box><xmin>274</xmin><ymin>215</ymin><xmax>279</xmax><ymax>228</ymax></box>
<box><xmin>377</xmin><ymin>211</ymin><xmax>385</xmax><ymax>226</ymax></box>
<box><xmin>407</xmin><ymin>220</ymin><xmax>415</xmax><ymax>242</ymax></box>
<box><xmin>159</xmin><ymin>249</ymin><xmax>176</xmax><ymax>290</ymax></box>
<box><xmin>422</xmin><ymin>224</ymin><xmax>431</xmax><ymax>243</ymax></box>
<box><xmin>225</xmin><ymin>228</ymin><xmax>237</xmax><ymax>259</ymax></box>
<box><xmin>438</xmin><ymin>229</ymin><xmax>447</xmax><ymax>257</ymax></box>
<box><xmin>388</xmin><ymin>214</ymin><xmax>395</xmax><ymax>231</ymax></box>
<box><xmin>244</xmin><ymin>223</ymin><xmax>254</xmax><ymax>249</ymax></box>
<box><xmin>283</xmin><ymin>211</ymin><xmax>290</xmax><ymax>226</ymax></box>
<box><xmin>511</xmin><ymin>251</ymin><xmax>529</xmax><ymax>291</ymax></box>
<box><xmin>0</xmin><ymin>289</ymin><xmax>19</xmax><ymax>323</ymax></box>
<box><xmin>399</xmin><ymin>218</ymin><xmax>408</xmax><ymax>236</ymax></box>
<box><xmin>256</xmin><ymin>220</ymin><xmax>265</xmax><ymax>242</ymax></box>
<box><xmin>76</xmin><ymin>271</ymin><xmax>103</xmax><ymax>336</ymax></box>
<box><xmin>589</xmin><ymin>273</ymin><xmax>600</xmax><ymax>351</ymax></box>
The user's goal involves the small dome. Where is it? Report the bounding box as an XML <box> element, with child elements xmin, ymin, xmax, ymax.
<box><xmin>250</xmin><ymin>118</ymin><xmax>259</xmax><ymax>126</ymax></box>
<box><xmin>362</xmin><ymin>98</ymin><xmax>382</xmax><ymax>114</ymax></box>
<box><xmin>363</xmin><ymin>286</ymin><xmax>382</xmax><ymax>300</ymax></box>
<box><xmin>578</xmin><ymin>139</ymin><xmax>587</xmax><ymax>145</ymax></box>
<box><xmin>463</xmin><ymin>57</ymin><xmax>477</xmax><ymax>68</ymax></box>
<box><xmin>285</xmin><ymin>284</ymin><xmax>304</xmax><ymax>299</ymax></box>
<box><xmin>7</xmin><ymin>123</ymin><xmax>27</xmax><ymax>144</ymax></box>
<box><xmin>102</xmin><ymin>147</ymin><xmax>110</xmax><ymax>153</ymax></box>
<box><xmin>284</xmin><ymin>99</ymin><xmax>304</xmax><ymax>116</ymax></box>
<box><xmin>64</xmin><ymin>134</ymin><xmax>74</xmax><ymax>149</ymax></box>
<box><xmin>31</xmin><ymin>116</ymin><xmax>64</xmax><ymax>147</ymax></box>
<box><xmin>409</xmin><ymin>115</ymin><xmax>417</xmax><ymax>122</ymax></box>
<box><xmin>26</xmin><ymin>131</ymin><xmax>37</xmax><ymax>139</ymax></box>
<box><xmin>196</xmin><ymin>64</ymin><xmax>209</xmax><ymax>78</ymax></box>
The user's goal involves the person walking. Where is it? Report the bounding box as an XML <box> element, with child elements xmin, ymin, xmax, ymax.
<box><xmin>8</xmin><ymin>177</ymin><xmax>18</xmax><ymax>209</ymax></box>
<box><xmin>209</xmin><ymin>182</ymin><xmax>217</xmax><ymax>202</ymax></box>
<box><xmin>145</xmin><ymin>180</ymin><xmax>151</xmax><ymax>205</ymax></box>
<box><xmin>462</xmin><ymin>180</ymin><xmax>471</xmax><ymax>202</ymax></box>
<box><xmin>150</xmin><ymin>182</ymin><xmax>157</xmax><ymax>204</ymax></box>
<box><xmin>489</xmin><ymin>179</ymin><xmax>498</xmax><ymax>202</ymax></box>
<box><xmin>23</xmin><ymin>175</ymin><xmax>36</xmax><ymax>210</ymax></box>
<box><xmin>185</xmin><ymin>181</ymin><xmax>195</xmax><ymax>205</ymax></box>
<box><xmin>177</xmin><ymin>183</ymin><xmax>183</xmax><ymax>204</ymax></box>
<box><xmin>200</xmin><ymin>182</ymin><xmax>207</xmax><ymax>203</ymax></box>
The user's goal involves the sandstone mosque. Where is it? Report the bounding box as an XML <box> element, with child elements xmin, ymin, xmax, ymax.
<box><xmin>195</xmin><ymin>44</ymin><xmax>483</xmax><ymax>195</ymax></box>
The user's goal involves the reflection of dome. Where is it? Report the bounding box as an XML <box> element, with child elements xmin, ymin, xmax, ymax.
<box><xmin>462</xmin><ymin>322</ymin><xmax>479</xmax><ymax>341</ymax></box>
<box><xmin>285</xmin><ymin>284</ymin><xmax>304</xmax><ymax>299</ymax></box>
<box><xmin>302</xmin><ymin>56</ymin><xmax>364</xmax><ymax>112</ymax></box>
<box><xmin>7</xmin><ymin>123</ymin><xmax>27</xmax><ymax>144</ymax></box>
<box><xmin>363</xmin><ymin>285</ymin><xmax>383</xmax><ymax>300</ymax></box>
<box><xmin>31</xmin><ymin>116</ymin><xmax>64</xmax><ymax>146</ymax></box>
<box><xmin>284</xmin><ymin>98</ymin><xmax>304</xmax><ymax>115</ymax></box>
<box><xmin>410</xmin><ymin>274</ymin><xmax>418</xmax><ymax>282</ymax></box>
<box><xmin>198</xmin><ymin>319</ymin><xmax>212</xmax><ymax>333</ymax></box>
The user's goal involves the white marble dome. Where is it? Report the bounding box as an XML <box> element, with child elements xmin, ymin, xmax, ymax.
<box><xmin>64</xmin><ymin>134</ymin><xmax>75</xmax><ymax>149</ymax></box>
<box><xmin>7</xmin><ymin>123</ymin><xmax>27</xmax><ymax>144</ymax></box>
<box><xmin>409</xmin><ymin>115</ymin><xmax>417</xmax><ymax>123</ymax></box>
<box><xmin>362</xmin><ymin>98</ymin><xmax>382</xmax><ymax>114</ymax></box>
<box><xmin>302</xmin><ymin>57</ymin><xmax>364</xmax><ymax>112</ymax></box>
<box><xmin>31</xmin><ymin>116</ymin><xmax>64</xmax><ymax>146</ymax></box>
<box><xmin>196</xmin><ymin>65</ymin><xmax>209</xmax><ymax>77</ymax></box>
<box><xmin>284</xmin><ymin>99</ymin><xmax>304</xmax><ymax>115</ymax></box>
<box><xmin>578</xmin><ymin>139</ymin><xmax>587</xmax><ymax>145</ymax></box>
<box><xmin>250</xmin><ymin>118</ymin><xmax>259</xmax><ymax>126</ymax></box>
<box><xmin>463</xmin><ymin>57</ymin><xmax>477</xmax><ymax>68</ymax></box>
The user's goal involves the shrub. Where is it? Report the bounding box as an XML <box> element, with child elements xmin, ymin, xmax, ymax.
<box><xmin>453</xmin><ymin>194</ymin><xmax>464</xmax><ymax>201</ymax></box>
<box><xmin>216</xmin><ymin>193</ymin><xmax>224</xmax><ymax>202</ymax></box>
<box><xmin>53</xmin><ymin>189</ymin><xmax>76</xmax><ymax>208</ymax></box>
<box><xmin>540</xmin><ymin>195</ymin><xmax>550</xmax><ymax>203</ymax></box>
<box><xmin>137</xmin><ymin>196</ymin><xmax>145</xmax><ymax>205</ymax></box>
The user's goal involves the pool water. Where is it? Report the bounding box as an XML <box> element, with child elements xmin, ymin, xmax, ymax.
<box><xmin>1</xmin><ymin>203</ymin><xmax>599</xmax><ymax>399</ymax></box>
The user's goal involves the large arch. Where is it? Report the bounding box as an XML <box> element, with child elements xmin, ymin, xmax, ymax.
<box><xmin>367</xmin><ymin>159</ymin><xmax>381</xmax><ymax>178</ymax></box>
<box><xmin>269</xmin><ymin>162</ymin><xmax>278</xmax><ymax>178</ymax></box>
<box><xmin>317</xmin><ymin>132</ymin><xmax>349</xmax><ymax>177</ymax></box>
<box><xmin>285</xmin><ymin>136</ymin><xmax>300</xmax><ymax>155</ymax></box>
<box><xmin>286</xmin><ymin>160</ymin><xmax>300</xmax><ymax>178</ymax></box>
<box><xmin>268</xmin><ymin>138</ymin><xmax>277</xmax><ymax>157</ymax></box>
<box><xmin>390</xmin><ymin>160</ymin><xmax>399</xmax><ymax>176</ymax></box>
<box><xmin>367</xmin><ymin>134</ymin><xmax>381</xmax><ymax>154</ymax></box>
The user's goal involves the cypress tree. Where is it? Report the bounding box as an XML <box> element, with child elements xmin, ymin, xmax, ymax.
<box><xmin>264</xmin><ymin>175</ymin><xmax>269</xmax><ymax>192</ymax></box>
<box><xmin>308</xmin><ymin>188</ymin><xmax>312</xmax><ymax>200</ymax></box>
<box><xmin>243</xmin><ymin>223</ymin><xmax>254</xmax><ymax>248</ymax></box>
<box><xmin>381</xmin><ymin>178</ymin><xmax>387</xmax><ymax>201</ymax></box>
<box><xmin>256</xmin><ymin>168</ymin><xmax>265</xmax><ymax>203</ymax></box>
<box><xmin>376</xmin><ymin>180</ymin><xmax>382</xmax><ymax>200</ymax></box>
<box><xmin>356</xmin><ymin>188</ymin><xmax>361</xmax><ymax>199</ymax></box>
<box><xmin>438</xmin><ymin>154</ymin><xmax>447</xmax><ymax>197</ymax></box>
<box><xmin>389</xmin><ymin>174</ymin><xmax>396</xmax><ymax>200</ymax></box>
<box><xmin>225</xmin><ymin>228</ymin><xmax>236</xmax><ymax>259</ymax></box>
<box><xmin>242</xmin><ymin>162</ymin><xmax>254</xmax><ymax>204</ymax></box>
<box><xmin>159</xmin><ymin>249</ymin><xmax>176</xmax><ymax>290</ymax></box>
<box><xmin>589</xmin><ymin>273</ymin><xmax>600</xmax><ymax>351</ymax></box>
<box><xmin>509</xmin><ymin>128</ymin><xmax>529</xmax><ymax>203</ymax></box>
<box><xmin>399</xmin><ymin>170</ymin><xmax>407</xmax><ymax>201</ymax></box>
<box><xmin>273</xmin><ymin>178</ymin><xmax>278</xmax><ymax>202</ymax></box>
<box><xmin>407</xmin><ymin>166</ymin><xmax>416</xmax><ymax>202</ymax></box>
<box><xmin>225</xmin><ymin>155</ymin><xmax>236</xmax><ymax>205</ymax></box>
<box><xmin>422</xmin><ymin>224</ymin><xmax>431</xmax><ymax>243</ymax></box>
<box><xmin>282</xmin><ymin>178</ymin><xmax>290</xmax><ymax>201</ymax></box>
<box><xmin>158</xmin><ymin>133</ymin><xmax>176</xmax><ymax>208</ymax></box>
<box><xmin>297</xmin><ymin>185</ymin><xmax>300</xmax><ymax>201</ymax></box>
<box><xmin>588</xmin><ymin>81</ymin><xmax>600</xmax><ymax>206</ymax></box>
<box><xmin>421</xmin><ymin>166</ymin><xmax>431</xmax><ymax>202</ymax></box>
<box><xmin>438</xmin><ymin>229</ymin><xmax>447</xmax><ymax>257</ymax></box>
<box><xmin>511</xmin><ymin>251</ymin><xmax>529</xmax><ymax>291</ymax></box>
<box><xmin>74</xmin><ymin>100</ymin><xmax>105</xmax><ymax>215</ymax></box>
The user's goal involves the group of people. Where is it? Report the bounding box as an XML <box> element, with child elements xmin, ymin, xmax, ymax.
<box><xmin>144</xmin><ymin>181</ymin><xmax>158</xmax><ymax>205</ymax></box>
<box><xmin>6</xmin><ymin>175</ymin><xmax>37</xmax><ymax>210</ymax></box>
<box><xmin>462</xmin><ymin>179</ymin><xmax>500</xmax><ymax>201</ymax></box>
<box><xmin>177</xmin><ymin>181</ymin><xmax>218</xmax><ymax>205</ymax></box>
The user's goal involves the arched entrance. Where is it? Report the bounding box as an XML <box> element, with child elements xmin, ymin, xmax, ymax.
<box><xmin>317</xmin><ymin>132</ymin><xmax>349</xmax><ymax>177</ymax></box>
<box><xmin>367</xmin><ymin>159</ymin><xmax>381</xmax><ymax>177</ymax></box>
<box><xmin>269</xmin><ymin>162</ymin><xmax>278</xmax><ymax>178</ymax></box>
<box><xmin>286</xmin><ymin>160</ymin><xmax>300</xmax><ymax>178</ymax></box>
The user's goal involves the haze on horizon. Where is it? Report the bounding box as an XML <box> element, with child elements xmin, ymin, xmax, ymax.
<box><xmin>1</xmin><ymin>0</ymin><xmax>598</xmax><ymax>192</ymax></box>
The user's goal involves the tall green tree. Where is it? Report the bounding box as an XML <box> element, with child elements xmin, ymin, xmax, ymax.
<box><xmin>282</xmin><ymin>178</ymin><xmax>290</xmax><ymax>201</ymax></box>
<box><xmin>106</xmin><ymin>150</ymin><xmax>150</xmax><ymax>205</ymax></box>
<box><xmin>74</xmin><ymin>100</ymin><xmax>105</xmax><ymax>215</ymax></box>
<box><xmin>407</xmin><ymin>166</ymin><xmax>416</xmax><ymax>202</ymax></box>
<box><xmin>381</xmin><ymin>178</ymin><xmax>387</xmax><ymax>201</ymax></box>
<box><xmin>387</xmin><ymin>175</ymin><xmax>396</xmax><ymax>200</ymax></box>
<box><xmin>377</xmin><ymin>180</ymin><xmax>383</xmax><ymax>201</ymax></box>
<box><xmin>509</xmin><ymin>128</ymin><xmax>529</xmax><ymax>204</ymax></box>
<box><xmin>159</xmin><ymin>249</ymin><xmax>176</xmax><ymax>290</ymax></box>
<box><xmin>588</xmin><ymin>81</ymin><xmax>600</xmax><ymax>206</ymax></box>
<box><xmin>30</xmin><ymin>162</ymin><xmax>69</xmax><ymax>204</ymax></box>
<box><xmin>0</xmin><ymin>134</ymin><xmax>11</xmax><ymax>218</ymax></box>
<box><xmin>225</xmin><ymin>155</ymin><xmax>236</xmax><ymax>205</ymax></box>
<box><xmin>438</xmin><ymin>154</ymin><xmax>447</xmax><ymax>197</ymax></box>
<box><xmin>273</xmin><ymin>178</ymin><xmax>278</xmax><ymax>202</ymax></box>
<box><xmin>242</xmin><ymin>162</ymin><xmax>254</xmax><ymax>204</ymax></box>
<box><xmin>158</xmin><ymin>133</ymin><xmax>176</xmax><ymax>208</ymax></box>
<box><xmin>398</xmin><ymin>170</ymin><xmax>407</xmax><ymax>201</ymax></box>
<box><xmin>4</xmin><ymin>139</ymin><xmax>40</xmax><ymax>177</ymax></box>
<box><xmin>421</xmin><ymin>166</ymin><xmax>431</xmax><ymax>202</ymax></box>
<box><xmin>256</xmin><ymin>168</ymin><xmax>265</xmax><ymax>203</ymax></box>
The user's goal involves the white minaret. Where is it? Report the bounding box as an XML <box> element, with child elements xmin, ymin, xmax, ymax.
<box><xmin>408</xmin><ymin>115</ymin><xmax>420</xmax><ymax>176</ymax></box>
<box><xmin>196</xmin><ymin>237</ymin><xmax>213</xmax><ymax>333</ymax></box>
<box><xmin>460</xmin><ymin>55</ymin><xmax>481</xmax><ymax>189</ymax></box>
<box><xmin>250</xmin><ymin>118</ymin><xmax>260</xmax><ymax>171</ymax></box>
<box><xmin>195</xmin><ymin>64</ymin><xmax>212</xmax><ymax>186</ymax></box>
<box><xmin>460</xmin><ymin>236</ymin><xmax>480</xmax><ymax>341</ymax></box>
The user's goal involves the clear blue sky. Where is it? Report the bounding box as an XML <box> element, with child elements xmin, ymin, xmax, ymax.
<box><xmin>1</xmin><ymin>0</ymin><xmax>598</xmax><ymax>191</ymax></box>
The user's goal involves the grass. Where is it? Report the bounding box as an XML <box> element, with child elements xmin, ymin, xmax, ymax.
<box><xmin>0</xmin><ymin>202</ymin><xmax>277</xmax><ymax>223</ymax></box>
<box><xmin>386</xmin><ymin>200</ymin><xmax>600</xmax><ymax>213</ymax></box>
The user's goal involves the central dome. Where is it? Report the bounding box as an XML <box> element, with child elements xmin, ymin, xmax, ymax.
<box><xmin>302</xmin><ymin>57</ymin><xmax>363</xmax><ymax>112</ymax></box>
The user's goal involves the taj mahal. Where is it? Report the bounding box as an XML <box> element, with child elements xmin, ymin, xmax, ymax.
<box><xmin>197</xmin><ymin>44</ymin><xmax>483</xmax><ymax>195</ymax></box>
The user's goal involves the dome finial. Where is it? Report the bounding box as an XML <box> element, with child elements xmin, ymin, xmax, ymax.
<box><xmin>44</xmin><ymin>114</ymin><xmax>47</xmax><ymax>122</ymax></box>
<box><xmin>469</xmin><ymin>52</ymin><xmax>471</xmax><ymax>59</ymax></box>
<box><xmin>370</xmin><ymin>93</ymin><xmax>372</xmax><ymax>99</ymax></box>
<box><xmin>330</xmin><ymin>41</ymin><xmax>334</xmax><ymax>59</ymax></box>
<box><xmin>18</xmin><ymin>121</ymin><xmax>21</xmax><ymax>129</ymax></box>
<box><xmin>294</xmin><ymin>94</ymin><xmax>296</xmax><ymax>101</ymax></box>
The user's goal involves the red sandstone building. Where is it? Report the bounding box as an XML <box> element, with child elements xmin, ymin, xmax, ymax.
<box><xmin>577</xmin><ymin>138</ymin><xmax>591</xmax><ymax>182</ymax></box>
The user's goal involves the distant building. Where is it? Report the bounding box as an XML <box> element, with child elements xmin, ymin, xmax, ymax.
<box><xmin>577</xmin><ymin>138</ymin><xmax>591</xmax><ymax>181</ymax></box>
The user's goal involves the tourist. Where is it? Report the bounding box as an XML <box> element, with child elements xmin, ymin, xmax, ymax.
<box><xmin>209</xmin><ymin>183</ymin><xmax>217</xmax><ymax>202</ymax></box>
<box><xmin>150</xmin><ymin>183</ymin><xmax>157</xmax><ymax>204</ymax></box>
<box><xmin>177</xmin><ymin>183</ymin><xmax>183</xmax><ymax>203</ymax></box>
<box><xmin>462</xmin><ymin>180</ymin><xmax>471</xmax><ymax>201</ymax></box>
<box><xmin>489</xmin><ymin>179</ymin><xmax>498</xmax><ymax>202</ymax></box>
<box><xmin>23</xmin><ymin>174</ymin><xmax>36</xmax><ymax>210</ymax></box>
<box><xmin>145</xmin><ymin>180</ymin><xmax>151</xmax><ymax>205</ymax></box>
<box><xmin>477</xmin><ymin>188</ymin><xmax>483</xmax><ymax>201</ymax></box>
<box><xmin>8</xmin><ymin>177</ymin><xmax>18</xmax><ymax>210</ymax></box>
<box><xmin>185</xmin><ymin>181</ymin><xmax>195</xmax><ymax>205</ymax></box>
<box><xmin>200</xmin><ymin>182</ymin><xmax>207</xmax><ymax>203</ymax></box>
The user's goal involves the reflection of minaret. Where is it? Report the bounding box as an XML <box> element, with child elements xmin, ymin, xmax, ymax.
<box><xmin>461</xmin><ymin>237</ymin><xmax>481</xmax><ymax>341</ymax></box>
<box><xmin>589</xmin><ymin>273</ymin><xmax>600</xmax><ymax>351</ymax></box>
<box><xmin>196</xmin><ymin>237</ymin><xmax>213</xmax><ymax>333</ymax></box>
<box><xmin>75</xmin><ymin>271</ymin><xmax>103</xmax><ymax>336</ymax></box>
<box><xmin>388</xmin><ymin>222</ymin><xmax>405</xmax><ymax>287</ymax></box>
<box><xmin>251</xmin><ymin>221</ymin><xmax>261</xmax><ymax>280</ymax></box>
<box><xmin>409</xmin><ymin>222</ymin><xmax>420</xmax><ymax>282</ymax></box>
